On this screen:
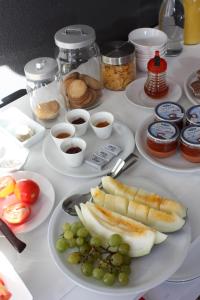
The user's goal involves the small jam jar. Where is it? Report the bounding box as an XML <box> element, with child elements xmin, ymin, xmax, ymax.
<box><xmin>144</xmin><ymin>51</ymin><xmax>169</xmax><ymax>99</ymax></box>
<box><xmin>180</xmin><ymin>125</ymin><xmax>200</xmax><ymax>163</ymax></box>
<box><xmin>147</xmin><ymin>121</ymin><xmax>179</xmax><ymax>158</ymax></box>
<box><xmin>155</xmin><ymin>102</ymin><xmax>185</xmax><ymax>129</ymax></box>
<box><xmin>186</xmin><ymin>105</ymin><xmax>200</xmax><ymax>126</ymax></box>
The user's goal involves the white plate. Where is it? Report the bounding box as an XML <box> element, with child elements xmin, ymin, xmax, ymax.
<box><xmin>0</xmin><ymin>251</ymin><xmax>33</xmax><ymax>300</ymax></box>
<box><xmin>0</xmin><ymin>107</ymin><xmax>45</xmax><ymax>148</ymax></box>
<box><xmin>0</xmin><ymin>170</ymin><xmax>55</xmax><ymax>235</ymax></box>
<box><xmin>125</xmin><ymin>77</ymin><xmax>182</xmax><ymax>110</ymax></box>
<box><xmin>48</xmin><ymin>175</ymin><xmax>191</xmax><ymax>296</ymax></box>
<box><xmin>168</xmin><ymin>235</ymin><xmax>200</xmax><ymax>283</ymax></box>
<box><xmin>0</xmin><ymin>131</ymin><xmax>29</xmax><ymax>173</ymax></box>
<box><xmin>42</xmin><ymin>121</ymin><xmax>135</xmax><ymax>178</ymax></box>
<box><xmin>184</xmin><ymin>71</ymin><xmax>200</xmax><ymax>105</ymax></box>
<box><xmin>135</xmin><ymin>116</ymin><xmax>200</xmax><ymax>173</ymax></box>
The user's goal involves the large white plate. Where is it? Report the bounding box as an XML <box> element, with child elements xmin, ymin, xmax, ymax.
<box><xmin>125</xmin><ymin>77</ymin><xmax>182</xmax><ymax>110</ymax></box>
<box><xmin>168</xmin><ymin>235</ymin><xmax>200</xmax><ymax>283</ymax></box>
<box><xmin>0</xmin><ymin>170</ymin><xmax>55</xmax><ymax>235</ymax></box>
<box><xmin>42</xmin><ymin>121</ymin><xmax>135</xmax><ymax>178</ymax></box>
<box><xmin>48</xmin><ymin>175</ymin><xmax>191</xmax><ymax>296</ymax></box>
<box><xmin>135</xmin><ymin>116</ymin><xmax>200</xmax><ymax>173</ymax></box>
<box><xmin>184</xmin><ymin>71</ymin><xmax>200</xmax><ymax>106</ymax></box>
<box><xmin>0</xmin><ymin>251</ymin><xmax>33</xmax><ymax>300</ymax></box>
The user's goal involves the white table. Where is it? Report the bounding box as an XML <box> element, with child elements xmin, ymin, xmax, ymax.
<box><xmin>1</xmin><ymin>44</ymin><xmax>200</xmax><ymax>300</ymax></box>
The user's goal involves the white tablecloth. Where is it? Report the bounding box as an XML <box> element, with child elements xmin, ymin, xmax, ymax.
<box><xmin>1</xmin><ymin>44</ymin><xmax>200</xmax><ymax>300</ymax></box>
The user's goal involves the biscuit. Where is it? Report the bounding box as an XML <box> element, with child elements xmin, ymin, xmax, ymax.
<box><xmin>79</xmin><ymin>74</ymin><xmax>102</xmax><ymax>90</ymax></box>
<box><xmin>35</xmin><ymin>100</ymin><xmax>60</xmax><ymax>120</ymax></box>
<box><xmin>67</xmin><ymin>79</ymin><xmax>88</xmax><ymax>100</ymax></box>
<box><xmin>190</xmin><ymin>80</ymin><xmax>200</xmax><ymax>98</ymax></box>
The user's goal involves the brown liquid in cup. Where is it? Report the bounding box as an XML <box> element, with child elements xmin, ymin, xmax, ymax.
<box><xmin>95</xmin><ymin>121</ymin><xmax>110</xmax><ymax>128</ymax></box>
<box><xmin>72</xmin><ymin>117</ymin><xmax>85</xmax><ymax>125</ymax></box>
<box><xmin>66</xmin><ymin>146</ymin><xmax>82</xmax><ymax>154</ymax></box>
<box><xmin>56</xmin><ymin>132</ymin><xmax>71</xmax><ymax>139</ymax></box>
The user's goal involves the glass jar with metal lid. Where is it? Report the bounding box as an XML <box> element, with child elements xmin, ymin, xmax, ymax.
<box><xmin>146</xmin><ymin>121</ymin><xmax>179</xmax><ymax>158</ymax></box>
<box><xmin>101</xmin><ymin>41</ymin><xmax>136</xmax><ymax>91</ymax></box>
<box><xmin>54</xmin><ymin>24</ymin><xmax>102</xmax><ymax>109</ymax></box>
<box><xmin>24</xmin><ymin>57</ymin><xmax>64</xmax><ymax>128</ymax></box>
<box><xmin>180</xmin><ymin>125</ymin><xmax>200</xmax><ymax>162</ymax></box>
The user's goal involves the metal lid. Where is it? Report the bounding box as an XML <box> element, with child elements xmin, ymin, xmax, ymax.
<box><xmin>180</xmin><ymin>125</ymin><xmax>200</xmax><ymax>148</ymax></box>
<box><xmin>155</xmin><ymin>102</ymin><xmax>184</xmax><ymax>123</ymax></box>
<box><xmin>186</xmin><ymin>105</ymin><xmax>200</xmax><ymax>125</ymax></box>
<box><xmin>54</xmin><ymin>24</ymin><xmax>96</xmax><ymax>49</ymax></box>
<box><xmin>24</xmin><ymin>57</ymin><xmax>58</xmax><ymax>81</ymax></box>
<box><xmin>101</xmin><ymin>41</ymin><xmax>135</xmax><ymax>65</ymax></box>
<box><xmin>147</xmin><ymin>121</ymin><xmax>179</xmax><ymax>143</ymax></box>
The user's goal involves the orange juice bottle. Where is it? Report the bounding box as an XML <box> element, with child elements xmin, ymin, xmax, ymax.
<box><xmin>184</xmin><ymin>0</ymin><xmax>200</xmax><ymax>44</ymax></box>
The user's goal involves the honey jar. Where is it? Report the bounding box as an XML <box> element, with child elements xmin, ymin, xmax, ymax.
<box><xmin>180</xmin><ymin>125</ymin><xmax>200</xmax><ymax>162</ymax></box>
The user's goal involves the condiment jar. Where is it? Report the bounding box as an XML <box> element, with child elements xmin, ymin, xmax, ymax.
<box><xmin>146</xmin><ymin>121</ymin><xmax>179</xmax><ymax>158</ymax></box>
<box><xmin>186</xmin><ymin>105</ymin><xmax>200</xmax><ymax>126</ymax></box>
<box><xmin>144</xmin><ymin>51</ymin><xmax>169</xmax><ymax>99</ymax></box>
<box><xmin>54</xmin><ymin>24</ymin><xmax>102</xmax><ymax>109</ymax></box>
<box><xmin>101</xmin><ymin>41</ymin><xmax>136</xmax><ymax>91</ymax></box>
<box><xmin>24</xmin><ymin>57</ymin><xmax>63</xmax><ymax>129</ymax></box>
<box><xmin>155</xmin><ymin>102</ymin><xmax>185</xmax><ymax>129</ymax></box>
<box><xmin>180</xmin><ymin>125</ymin><xmax>200</xmax><ymax>162</ymax></box>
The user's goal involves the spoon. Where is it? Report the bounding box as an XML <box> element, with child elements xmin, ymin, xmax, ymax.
<box><xmin>62</xmin><ymin>152</ymin><xmax>138</xmax><ymax>216</ymax></box>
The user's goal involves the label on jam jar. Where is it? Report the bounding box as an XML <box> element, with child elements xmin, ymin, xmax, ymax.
<box><xmin>182</xmin><ymin>126</ymin><xmax>200</xmax><ymax>144</ymax></box>
<box><xmin>148</xmin><ymin>122</ymin><xmax>177</xmax><ymax>140</ymax></box>
<box><xmin>187</xmin><ymin>106</ymin><xmax>200</xmax><ymax>125</ymax></box>
<box><xmin>156</xmin><ymin>103</ymin><xmax>184</xmax><ymax>120</ymax></box>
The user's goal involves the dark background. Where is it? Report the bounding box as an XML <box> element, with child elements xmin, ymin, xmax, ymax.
<box><xmin>0</xmin><ymin>0</ymin><xmax>162</xmax><ymax>75</ymax></box>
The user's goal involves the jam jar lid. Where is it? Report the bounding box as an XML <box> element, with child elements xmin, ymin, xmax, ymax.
<box><xmin>147</xmin><ymin>51</ymin><xmax>167</xmax><ymax>74</ymax></box>
<box><xmin>54</xmin><ymin>24</ymin><xmax>96</xmax><ymax>49</ymax></box>
<box><xmin>155</xmin><ymin>102</ymin><xmax>185</xmax><ymax>122</ymax></box>
<box><xmin>180</xmin><ymin>125</ymin><xmax>200</xmax><ymax>147</ymax></box>
<box><xmin>24</xmin><ymin>57</ymin><xmax>58</xmax><ymax>81</ymax></box>
<box><xmin>101</xmin><ymin>41</ymin><xmax>135</xmax><ymax>65</ymax></box>
<box><xmin>147</xmin><ymin>121</ymin><xmax>179</xmax><ymax>143</ymax></box>
<box><xmin>186</xmin><ymin>105</ymin><xmax>200</xmax><ymax>125</ymax></box>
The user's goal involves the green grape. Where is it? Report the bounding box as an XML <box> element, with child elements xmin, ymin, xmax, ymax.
<box><xmin>56</xmin><ymin>238</ymin><xmax>69</xmax><ymax>252</ymax></box>
<box><xmin>123</xmin><ymin>255</ymin><xmax>132</xmax><ymax>265</ymax></box>
<box><xmin>108</xmin><ymin>234</ymin><xmax>122</xmax><ymax>247</ymax></box>
<box><xmin>64</xmin><ymin>230</ymin><xmax>74</xmax><ymax>240</ymax></box>
<box><xmin>81</xmin><ymin>262</ymin><xmax>93</xmax><ymax>276</ymax></box>
<box><xmin>118</xmin><ymin>272</ymin><xmax>129</xmax><ymax>286</ymax></box>
<box><xmin>71</xmin><ymin>222</ymin><xmax>83</xmax><ymax>235</ymax></box>
<box><xmin>108</xmin><ymin>246</ymin><xmax>118</xmax><ymax>253</ymax></box>
<box><xmin>68</xmin><ymin>238</ymin><xmax>77</xmax><ymax>248</ymax></box>
<box><xmin>120</xmin><ymin>265</ymin><xmax>131</xmax><ymax>275</ymax></box>
<box><xmin>92</xmin><ymin>267</ymin><xmax>104</xmax><ymax>280</ymax></box>
<box><xmin>77</xmin><ymin>228</ymin><xmax>89</xmax><ymax>238</ymax></box>
<box><xmin>111</xmin><ymin>253</ymin><xmax>123</xmax><ymax>266</ymax></box>
<box><xmin>118</xmin><ymin>243</ymin><xmax>130</xmax><ymax>255</ymax></box>
<box><xmin>62</xmin><ymin>223</ymin><xmax>71</xmax><ymax>232</ymax></box>
<box><xmin>67</xmin><ymin>252</ymin><xmax>81</xmax><ymax>264</ymax></box>
<box><xmin>90</xmin><ymin>236</ymin><xmax>102</xmax><ymax>247</ymax></box>
<box><xmin>76</xmin><ymin>237</ymin><xmax>85</xmax><ymax>246</ymax></box>
<box><xmin>79</xmin><ymin>244</ymin><xmax>90</xmax><ymax>254</ymax></box>
<box><xmin>103</xmin><ymin>273</ymin><xmax>115</xmax><ymax>286</ymax></box>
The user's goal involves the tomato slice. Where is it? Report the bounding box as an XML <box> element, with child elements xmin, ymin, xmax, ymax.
<box><xmin>2</xmin><ymin>202</ymin><xmax>31</xmax><ymax>225</ymax></box>
<box><xmin>0</xmin><ymin>278</ymin><xmax>12</xmax><ymax>300</ymax></box>
<box><xmin>0</xmin><ymin>176</ymin><xmax>16</xmax><ymax>198</ymax></box>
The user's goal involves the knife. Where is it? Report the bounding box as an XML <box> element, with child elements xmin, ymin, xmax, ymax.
<box><xmin>0</xmin><ymin>218</ymin><xmax>26</xmax><ymax>253</ymax></box>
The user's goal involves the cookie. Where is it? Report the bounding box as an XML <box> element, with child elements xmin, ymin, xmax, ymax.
<box><xmin>67</xmin><ymin>79</ymin><xmax>88</xmax><ymax>100</ymax></box>
<box><xmin>190</xmin><ymin>80</ymin><xmax>200</xmax><ymax>98</ymax></box>
<box><xmin>79</xmin><ymin>74</ymin><xmax>102</xmax><ymax>90</ymax></box>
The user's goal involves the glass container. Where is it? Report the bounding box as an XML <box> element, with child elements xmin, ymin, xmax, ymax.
<box><xmin>101</xmin><ymin>41</ymin><xmax>136</xmax><ymax>91</ymax></box>
<box><xmin>24</xmin><ymin>57</ymin><xmax>63</xmax><ymax>129</ymax></box>
<box><xmin>180</xmin><ymin>125</ymin><xmax>200</xmax><ymax>162</ymax></box>
<box><xmin>54</xmin><ymin>24</ymin><xmax>102</xmax><ymax>109</ymax></box>
<box><xmin>159</xmin><ymin>0</ymin><xmax>184</xmax><ymax>56</ymax></box>
<box><xmin>184</xmin><ymin>0</ymin><xmax>200</xmax><ymax>45</ymax></box>
<box><xmin>155</xmin><ymin>102</ymin><xmax>185</xmax><ymax>129</ymax></box>
<box><xmin>144</xmin><ymin>51</ymin><xmax>169</xmax><ymax>99</ymax></box>
<box><xmin>146</xmin><ymin>121</ymin><xmax>179</xmax><ymax>158</ymax></box>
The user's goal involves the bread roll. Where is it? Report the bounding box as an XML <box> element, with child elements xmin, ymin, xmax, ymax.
<box><xmin>35</xmin><ymin>100</ymin><xmax>60</xmax><ymax>120</ymax></box>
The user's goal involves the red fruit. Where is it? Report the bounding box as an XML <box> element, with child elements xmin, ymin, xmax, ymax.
<box><xmin>14</xmin><ymin>179</ymin><xmax>40</xmax><ymax>204</ymax></box>
<box><xmin>2</xmin><ymin>202</ymin><xmax>31</xmax><ymax>225</ymax></box>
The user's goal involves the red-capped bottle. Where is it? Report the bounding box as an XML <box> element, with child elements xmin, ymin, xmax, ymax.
<box><xmin>144</xmin><ymin>50</ymin><xmax>169</xmax><ymax>99</ymax></box>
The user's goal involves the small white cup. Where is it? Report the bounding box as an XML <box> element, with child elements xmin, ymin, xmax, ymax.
<box><xmin>59</xmin><ymin>137</ymin><xmax>86</xmax><ymax>167</ymax></box>
<box><xmin>65</xmin><ymin>109</ymin><xmax>90</xmax><ymax>137</ymax></box>
<box><xmin>90</xmin><ymin>111</ymin><xmax>114</xmax><ymax>139</ymax></box>
<box><xmin>50</xmin><ymin>122</ymin><xmax>75</xmax><ymax>148</ymax></box>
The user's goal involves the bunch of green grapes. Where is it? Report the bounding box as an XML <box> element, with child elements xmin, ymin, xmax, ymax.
<box><xmin>56</xmin><ymin>221</ymin><xmax>132</xmax><ymax>286</ymax></box>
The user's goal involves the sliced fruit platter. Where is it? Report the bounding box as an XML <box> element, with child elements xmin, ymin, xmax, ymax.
<box><xmin>48</xmin><ymin>175</ymin><xmax>191</xmax><ymax>295</ymax></box>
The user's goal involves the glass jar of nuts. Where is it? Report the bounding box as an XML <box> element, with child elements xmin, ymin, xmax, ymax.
<box><xmin>54</xmin><ymin>24</ymin><xmax>102</xmax><ymax>110</ymax></box>
<box><xmin>101</xmin><ymin>41</ymin><xmax>136</xmax><ymax>91</ymax></box>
